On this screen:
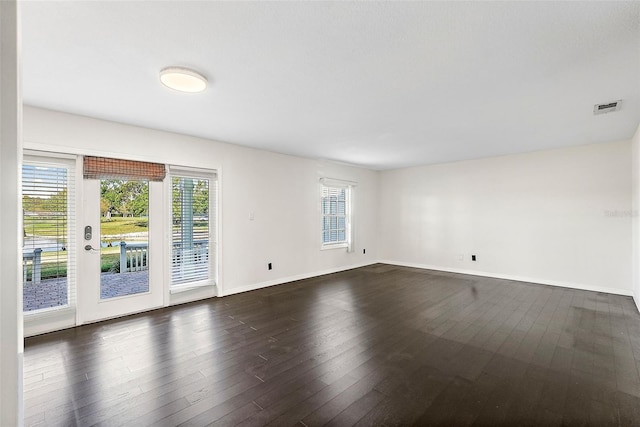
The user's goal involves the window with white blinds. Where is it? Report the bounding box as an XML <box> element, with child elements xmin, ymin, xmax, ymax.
<box><xmin>321</xmin><ymin>183</ymin><xmax>352</xmax><ymax>248</ymax></box>
<box><xmin>171</xmin><ymin>173</ymin><xmax>216</xmax><ymax>287</ymax></box>
<box><xmin>22</xmin><ymin>157</ymin><xmax>76</xmax><ymax>312</ymax></box>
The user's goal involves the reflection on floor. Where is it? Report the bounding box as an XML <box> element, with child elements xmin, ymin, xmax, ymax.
<box><xmin>23</xmin><ymin>270</ymin><xmax>149</xmax><ymax>311</ymax></box>
<box><xmin>24</xmin><ymin>264</ymin><xmax>640</xmax><ymax>425</ymax></box>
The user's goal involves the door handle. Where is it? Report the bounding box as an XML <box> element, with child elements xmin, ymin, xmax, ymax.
<box><xmin>84</xmin><ymin>244</ymin><xmax>99</xmax><ymax>252</ymax></box>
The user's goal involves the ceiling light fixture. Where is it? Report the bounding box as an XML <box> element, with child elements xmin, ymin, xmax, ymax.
<box><xmin>159</xmin><ymin>67</ymin><xmax>207</xmax><ymax>93</ymax></box>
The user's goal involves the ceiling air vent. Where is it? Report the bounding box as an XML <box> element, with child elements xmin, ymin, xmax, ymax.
<box><xmin>593</xmin><ymin>100</ymin><xmax>622</xmax><ymax>115</ymax></box>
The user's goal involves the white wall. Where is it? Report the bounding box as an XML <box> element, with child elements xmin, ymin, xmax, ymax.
<box><xmin>0</xmin><ymin>1</ymin><xmax>23</xmax><ymax>424</ymax></box>
<box><xmin>23</xmin><ymin>106</ymin><xmax>378</xmax><ymax>304</ymax></box>
<box><xmin>631</xmin><ymin>123</ymin><xmax>640</xmax><ymax>311</ymax></box>
<box><xmin>21</xmin><ymin>105</ymin><xmax>638</xmax><ymax>321</ymax></box>
<box><xmin>379</xmin><ymin>140</ymin><xmax>633</xmax><ymax>295</ymax></box>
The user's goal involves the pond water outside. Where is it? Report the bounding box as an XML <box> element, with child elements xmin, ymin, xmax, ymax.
<box><xmin>23</xmin><ymin>236</ymin><xmax>65</xmax><ymax>253</ymax></box>
<box><xmin>100</xmin><ymin>240</ymin><xmax>148</xmax><ymax>248</ymax></box>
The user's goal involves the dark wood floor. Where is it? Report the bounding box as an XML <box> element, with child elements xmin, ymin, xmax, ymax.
<box><xmin>24</xmin><ymin>264</ymin><xmax>640</xmax><ymax>426</ymax></box>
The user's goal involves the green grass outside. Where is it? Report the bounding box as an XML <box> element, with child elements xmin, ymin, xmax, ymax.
<box><xmin>100</xmin><ymin>253</ymin><xmax>120</xmax><ymax>273</ymax></box>
<box><xmin>25</xmin><ymin>216</ymin><xmax>209</xmax><ymax>238</ymax></box>
<box><xmin>24</xmin><ymin>262</ymin><xmax>67</xmax><ymax>281</ymax></box>
<box><xmin>23</xmin><ymin>216</ymin><xmax>209</xmax><ymax>280</ymax></box>
<box><xmin>24</xmin><ymin>248</ymin><xmax>122</xmax><ymax>280</ymax></box>
<box><xmin>100</xmin><ymin>217</ymin><xmax>148</xmax><ymax>235</ymax></box>
<box><xmin>23</xmin><ymin>217</ymin><xmax>67</xmax><ymax>237</ymax></box>
<box><xmin>24</xmin><ymin>250</ymin><xmax>68</xmax><ymax>280</ymax></box>
<box><xmin>24</xmin><ymin>216</ymin><xmax>150</xmax><ymax>238</ymax></box>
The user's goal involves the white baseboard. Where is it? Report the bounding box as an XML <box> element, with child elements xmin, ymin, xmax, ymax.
<box><xmin>220</xmin><ymin>261</ymin><xmax>377</xmax><ymax>297</ymax></box>
<box><xmin>378</xmin><ymin>259</ymin><xmax>635</xmax><ymax>297</ymax></box>
<box><xmin>169</xmin><ymin>284</ymin><xmax>217</xmax><ymax>306</ymax></box>
<box><xmin>24</xmin><ymin>308</ymin><xmax>76</xmax><ymax>337</ymax></box>
<box><xmin>23</xmin><ymin>261</ymin><xmax>640</xmax><ymax>336</ymax></box>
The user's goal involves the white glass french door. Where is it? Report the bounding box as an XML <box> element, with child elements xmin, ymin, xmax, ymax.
<box><xmin>22</xmin><ymin>154</ymin><xmax>76</xmax><ymax>314</ymax></box>
<box><xmin>78</xmin><ymin>177</ymin><xmax>164</xmax><ymax>323</ymax></box>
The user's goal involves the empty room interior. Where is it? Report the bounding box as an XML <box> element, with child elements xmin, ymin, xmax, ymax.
<box><xmin>1</xmin><ymin>1</ymin><xmax>640</xmax><ymax>425</ymax></box>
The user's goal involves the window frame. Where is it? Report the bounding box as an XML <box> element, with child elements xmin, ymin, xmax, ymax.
<box><xmin>22</xmin><ymin>152</ymin><xmax>77</xmax><ymax>315</ymax></box>
<box><xmin>320</xmin><ymin>178</ymin><xmax>354</xmax><ymax>251</ymax></box>
<box><xmin>166</xmin><ymin>167</ymin><xmax>217</xmax><ymax>293</ymax></box>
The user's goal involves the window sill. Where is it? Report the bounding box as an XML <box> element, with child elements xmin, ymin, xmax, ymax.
<box><xmin>321</xmin><ymin>243</ymin><xmax>349</xmax><ymax>251</ymax></box>
<box><xmin>170</xmin><ymin>281</ymin><xmax>215</xmax><ymax>294</ymax></box>
<box><xmin>24</xmin><ymin>304</ymin><xmax>74</xmax><ymax>317</ymax></box>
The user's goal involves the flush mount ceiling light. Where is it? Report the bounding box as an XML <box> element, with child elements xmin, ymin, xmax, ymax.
<box><xmin>159</xmin><ymin>67</ymin><xmax>207</xmax><ymax>93</ymax></box>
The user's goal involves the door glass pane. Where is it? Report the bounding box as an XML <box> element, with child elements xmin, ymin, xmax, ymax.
<box><xmin>22</xmin><ymin>165</ymin><xmax>69</xmax><ymax>312</ymax></box>
<box><xmin>172</xmin><ymin>176</ymin><xmax>209</xmax><ymax>286</ymax></box>
<box><xmin>100</xmin><ymin>179</ymin><xmax>149</xmax><ymax>299</ymax></box>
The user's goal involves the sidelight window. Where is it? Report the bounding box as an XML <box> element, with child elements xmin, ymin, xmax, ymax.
<box><xmin>170</xmin><ymin>170</ymin><xmax>217</xmax><ymax>287</ymax></box>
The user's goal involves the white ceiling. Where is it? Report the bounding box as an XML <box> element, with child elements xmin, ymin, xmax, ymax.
<box><xmin>21</xmin><ymin>1</ymin><xmax>640</xmax><ymax>170</ymax></box>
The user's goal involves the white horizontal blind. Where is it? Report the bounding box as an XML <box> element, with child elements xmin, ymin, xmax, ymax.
<box><xmin>321</xmin><ymin>185</ymin><xmax>349</xmax><ymax>245</ymax></box>
<box><xmin>22</xmin><ymin>158</ymin><xmax>76</xmax><ymax>312</ymax></box>
<box><xmin>171</xmin><ymin>175</ymin><xmax>210</xmax><ymax>286</ymax></box>
<box><xmin>210</xmin><ymin>178</ymin><xmax>218</xmax><ymax>284</ymax></box>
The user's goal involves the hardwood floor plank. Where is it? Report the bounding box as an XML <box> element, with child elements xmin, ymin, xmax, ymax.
<box><xmin>23</xmin><ymin>264</ymin><xmax>640</xmax><ymax>426</ymax></box>
<box><xmin>265</xmin><ymin>374</ymin><xmax>360</xmax><ymax>427</ymax></box>
<box><xmin>179</xmin><ymin>322</ymin><xmax>415</xmax><ymax>426</ymax></box>
<box><xmin>300</xmin><ymin>369</ymin><xmax>389</xmax><ymax>426</ymax></box>
<box><xmin>324</xmin><ymin>389</ymin><xmax>386</xmax><ymax>426</ymax></box>
<box><xmin>235</xmin><ymin>379</ymin><xmax>328</xmax><ymax>426</ymax></box>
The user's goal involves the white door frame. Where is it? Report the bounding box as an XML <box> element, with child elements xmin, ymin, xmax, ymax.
<box><xmin>22</xmin><ymin>152</ymin><xmax>79</xmax><ymax>336</ymax></box>
<box><xmin>77</xmin><ymin>177</ymin><xmax>164</xmax><ymax>323</ymax></box>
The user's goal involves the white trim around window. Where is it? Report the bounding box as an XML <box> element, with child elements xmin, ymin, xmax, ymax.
<box><xmin>320</xmin><ymin>177</ymin><xmax>356</xmax><ymax>252</ymax></box>
<box><xmin>166</xmin><ymin>166</ymin><xmax>218</xmax><ymax>294</ymax></box>
<box><xmin>23</xmin><ymin>150</ymin><xmax>80</xmax><ymax>337</ymax></box>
